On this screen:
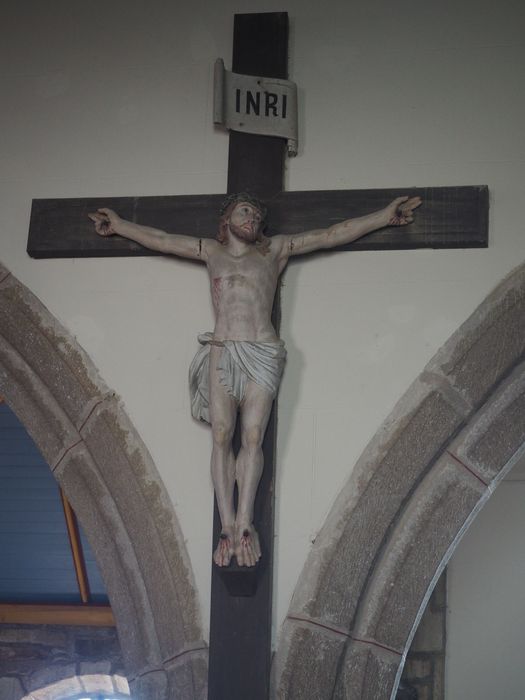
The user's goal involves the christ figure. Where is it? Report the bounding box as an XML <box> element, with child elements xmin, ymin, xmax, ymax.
<box><xmin>89</xmin><ymin>193</ymin><xmax>421</xmax><ymax>567</ymax></box>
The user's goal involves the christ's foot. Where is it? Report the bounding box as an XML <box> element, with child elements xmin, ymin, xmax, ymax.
<box><xmin>213</xmin><ymin>528</ymin><xmax>234</xmax><ymax>567</ymax></box>
<box><xmin>235</xmin><ymin>523</ymin><xmax>261</xmax><ymax>567</ymax></box>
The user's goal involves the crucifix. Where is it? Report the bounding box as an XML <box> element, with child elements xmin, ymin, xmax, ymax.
<box><xmin>27</xmin><ymin>12</ymin><xmax>488</xmax><ymax>700</ymax></box>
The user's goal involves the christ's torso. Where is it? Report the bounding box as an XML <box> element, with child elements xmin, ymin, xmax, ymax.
<box><xmin>206</xmin><ymin>238</ymin><xmax>287</xmax><ymax>342</ymax></box>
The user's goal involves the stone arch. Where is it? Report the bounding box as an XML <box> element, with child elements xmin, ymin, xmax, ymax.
<box><xmin>0</xmin><ymin>262</ymin><xmax>207</xmax><ymax>700</ymax></box>
<box><xmin>21</xmin><ymin>669</ymin><xmax>129</xmax><ymax>700</ymax></box>
<box><xmin>273</xmin><ymin>261</ymin><xmax>525</xmax><ymax>699</ymax></box>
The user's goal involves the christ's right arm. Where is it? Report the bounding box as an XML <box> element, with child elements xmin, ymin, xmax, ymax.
<box><xmin>88</xmin><ymin>207</ymin><xmax>211</xmax><ymax>262</ymax></box>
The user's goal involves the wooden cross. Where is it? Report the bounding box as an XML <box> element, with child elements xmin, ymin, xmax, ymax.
<box><xmin>27</xmin><ymin>12</ymin><xmax>488</xmax><ymax>700</ymax></box>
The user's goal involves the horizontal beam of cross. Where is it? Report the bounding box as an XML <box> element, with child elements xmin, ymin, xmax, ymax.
<box><xmin>27</xmin><ymin>185</ymin><xmax>488</xmax><ymax>259</ymax></box>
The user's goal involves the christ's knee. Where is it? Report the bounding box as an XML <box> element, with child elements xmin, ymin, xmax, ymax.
<box><xmin>212</xmin><ymin>421</ymin><xmax>235</xmax><ymax>449</ymax></box>
<box><xmin>241</xmin><ymin>425</ymin><xmax>264</xmax><ymax>452</ymax></box>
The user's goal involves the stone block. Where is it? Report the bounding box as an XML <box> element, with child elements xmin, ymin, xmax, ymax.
<box><xmin>0</xmin><ymin>275</ymin><xmax>106</xmax><ymax>430</ymax></box>
<box><xmin>27</xmin><ymin>663</ymin><xmax>77</xmax><ymax>692</ymax></box>
<box><xmin>74</xmin><ymin>630</ymin><xmax>121</xmax><ymax>662</ymax></box>
<box><xmin>402</xmin><ymin>655</ymin><xmax>432</xmax><ymax>680</ymax></box>
<box><xmin>78</xmin><ymin>397</ymin><xmax>201</xmax><ymax>657</ymax></box>
<box><xmin>353</xmin><ymin>453</ymin><xmax>485</xmax><ymax>652</ymax></box>
<box><xmin>113</xmin><ymin>673</ymin><xmax>131</xmax><ymax>694</ymax></box>
<box><xmin>432</xmin><ymin>655</ymin><xmax>445</xmax><ymax>699</ymax></box>
<box><xmin>85</xmin><ymin>395</ymin><xmax>202</xmax><ymax>640</ymax></box>
<box><xmin>427</xmin><ymin>266</ymin><xmax>525</xmax><ymax>409</ymax></box>
<box><xmin>79</xmin><ymin>660</ymin><xmax>112</xmax><ymax>677</ymax></box>
<box><xmin>129</xmin><ymin>670</ymin><xmax>168</xmax><ymax>700</ymax></box>
<box><xmin>0</xmin><ymin>642</ymin><xmax>46</xmax><ymax>663</ymax></box>
<box><xmin>274</xmin><ymin>620</ymin><xmax>346</xmax><ymax>700</ymax></box>
<box><xmin>333</xmin><ymin>642</ymin><xmax>399</xmax><ymax>700</ymax></box>
<box><xmin>0</xmin><ymin>350</ymin><xmax>80</xmax><ymax>469</ymax></box>
<box><xmin>413</xmin><ymin>685</ymin><xmax>432</xmax><ymax>700</ymax></box>
<box><xmin>166</xmin><ymin>652</ymin><xmax>208</xmax><ymax>700</ymax></box>
<box><xmin>78</xmin><ymin>671</ymin><xmax>114</xmax><ymax>694</ymax></box>
<box><xmin>296</xmin><ymin>383</ymin><xmax>465</xmax><ymax>629</ymax></box>
<box><xmin>450</xmin><ymin>361</ymin><xmax>525</xmax><ymax>482</ymax></box>
<box><xmin>0</xmin><ymin>676</ymin><xmax>24</xmax><ymax>700</ymax></box>
<box><xmin>0</xmin><ymin>627</ymin><xmax>67</xmax><ymax>649</ymax></box>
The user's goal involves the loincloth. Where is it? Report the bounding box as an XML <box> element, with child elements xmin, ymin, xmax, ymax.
<box><xmin>189</xmin><ymin>332</ymin><xmax>286</xmax><ymax>424</ymax></box>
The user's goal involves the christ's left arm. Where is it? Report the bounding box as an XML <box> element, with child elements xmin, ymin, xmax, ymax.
<box><xmin>279</xmin><ymin>196</ymin><xmax>421</xmax><ymax>258</ymax></box>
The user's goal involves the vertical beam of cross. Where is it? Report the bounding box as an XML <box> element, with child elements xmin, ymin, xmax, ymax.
<box><xmin>207</xmin><ymin>13</ymin><xmax>288</xmax><ymax>700</ymax></box>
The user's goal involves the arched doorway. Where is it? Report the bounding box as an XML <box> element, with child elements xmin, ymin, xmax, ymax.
<box><xmin>274</xmin><ymin>261</ymin><xmax>525</xmax><ymax>699</ymax></box>
<box><xmin>0</xmin><ymin>261</ymin><xmax>208</xmax><ymax>700</ymax></box>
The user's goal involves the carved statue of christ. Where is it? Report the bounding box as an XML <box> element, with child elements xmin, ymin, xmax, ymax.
<box><xmin>89</xmin><ymin>193</ymin><xmax>421</xmax><ymax>567</ymax></box>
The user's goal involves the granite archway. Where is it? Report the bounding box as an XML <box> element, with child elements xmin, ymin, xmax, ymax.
<box><xmin>274</xmin><ymin>261</ymin><xmax>525</xmax><ymax>699</ymax></box>
<box><xmin>0</xmin><ymin>262</ymin><xmax>207</xmax><ymax>700</ymax></box>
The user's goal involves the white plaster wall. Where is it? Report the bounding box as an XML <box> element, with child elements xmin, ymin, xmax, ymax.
<box><xmin>1</xmin><ymin>0</ymin><xmax>524</xmax><ymax>664</ymax></box>
<box><xmin>446</xmin><ymin>460</ymin><xmax>525</xmax><ymax>699</ymax></box>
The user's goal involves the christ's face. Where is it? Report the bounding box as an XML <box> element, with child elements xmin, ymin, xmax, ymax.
<box><xmin>228</xmin><ymin>202</ymin><xmax>263</xmax><ymax>242</ymax></box>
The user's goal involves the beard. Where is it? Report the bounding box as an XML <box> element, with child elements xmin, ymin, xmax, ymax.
<box><xmin>229</xmin><ymin>221</ymin><xmax>259</xmax><ymax>243</ymax></box>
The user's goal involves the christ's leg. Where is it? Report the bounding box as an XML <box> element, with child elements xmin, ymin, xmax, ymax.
<box><xmin>209</xmin><ymin>346</ymin><xmax>238</xmax><ymax>567</ymax></box>
<box><xmin>235</xmin><ymin>381</ymin><xmax>273</xmax><ymax>567</ymax></box>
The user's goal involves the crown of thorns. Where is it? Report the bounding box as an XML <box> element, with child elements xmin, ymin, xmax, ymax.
<box><xmin>219</xmin><ymin>192</ymin><xmax>267</xmax><ymax>223</ymax></box>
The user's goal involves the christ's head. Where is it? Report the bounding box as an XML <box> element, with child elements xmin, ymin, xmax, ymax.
<box><xmin>218</xmin><ymin>193</ymin><xmax>267</xmax><ymax>245</ymax></box>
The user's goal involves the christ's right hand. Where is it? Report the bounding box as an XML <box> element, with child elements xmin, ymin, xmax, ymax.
<box><xmin>385</xmin><ymin>196</ymin><xmax>422</xmax><ymax>227</ymax></box>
